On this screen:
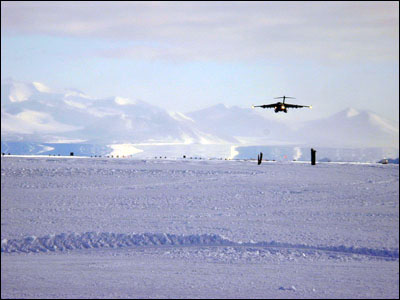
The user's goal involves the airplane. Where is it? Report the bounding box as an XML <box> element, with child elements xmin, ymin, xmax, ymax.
<box><xmin>252</xmin><ymin>96</ymin><xmax>312</xmax><ymax>113</ymax></box>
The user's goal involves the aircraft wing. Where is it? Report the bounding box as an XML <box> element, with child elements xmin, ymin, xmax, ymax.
<box><xmin>284</xmin><ymin>103</ymin><xmax>312</xmax><ymax>109</ymax></box>
<box><xmin>252</xmin><ymin>104</ymin><xmax>276</xmax><ymax>109</ymax></box>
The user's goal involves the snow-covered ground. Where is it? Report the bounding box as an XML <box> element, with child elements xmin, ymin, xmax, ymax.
<box><xmin>1</xmin><ymin>156</ymin><xmax>399</xmax><ymax>298</ymax></box>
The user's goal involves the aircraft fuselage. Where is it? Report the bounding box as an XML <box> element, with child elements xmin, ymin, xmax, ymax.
<box><xmin>274</xmin><ymin>102</ymin><xmax>287</xmax><ymax>113</ymax></box>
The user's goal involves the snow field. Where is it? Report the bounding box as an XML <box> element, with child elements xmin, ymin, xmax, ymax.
<box><xmin>1</xmin><ymin>156</ymin><xmax>399</xmax><ymax>298</ymax></box>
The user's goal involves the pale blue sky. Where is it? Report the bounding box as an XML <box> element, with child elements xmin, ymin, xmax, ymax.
<box><xmin>1</xmin><ymin>1</ymin><xmax>399</xmax><ymax>122</ymax></box>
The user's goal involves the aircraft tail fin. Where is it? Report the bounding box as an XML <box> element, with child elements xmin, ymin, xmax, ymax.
<box><xmin>274</xmin><ymin>96</ymin><xmax>295</xmax><ymax>104</ymax></box>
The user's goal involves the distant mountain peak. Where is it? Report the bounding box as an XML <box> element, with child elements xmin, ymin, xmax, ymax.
<box><xmin>209</xmin><ymin>103</ymin><xmax>228</xmax><ymax>110</ymax></box>
<box><xmin>8</xmin><ymin>81</ymin><xmax>33</xmax><ymax>103</ymax></box>
<box><xmin>345</xmin><ymin>107</ymin><xmax>360</xmax><ymax>117</ymax></box>
<box><xmin>330</xmin><ymin>107</ymin><xmax>365</xmax><ymax>120</ymax></box>
<box><xmin>114</xmin><ymin>96</ymin><xmax>137</xmax><ymax>106</ymax></box>
<box><xmin>32</xmin><ymin>82</ymin><xmax>52</xmax><ymax>93</ymax></box>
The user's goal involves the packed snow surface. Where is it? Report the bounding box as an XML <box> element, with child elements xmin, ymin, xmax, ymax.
<box><xmin>1</xmin><ymin>156</ymin><xmax>399</xmax><ymax>298</ymax></box>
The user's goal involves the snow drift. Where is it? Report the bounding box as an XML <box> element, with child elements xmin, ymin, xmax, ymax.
<box><xmin>2</xmin><ymin>232</ymin><xmax>398</xmax><ymax>259</ymax></box>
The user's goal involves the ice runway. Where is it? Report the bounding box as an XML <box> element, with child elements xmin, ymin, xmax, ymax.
<box><xmin>1</xmin><ymin>156</ymin><xmax>399</xmax><ymax>298</ymax></box>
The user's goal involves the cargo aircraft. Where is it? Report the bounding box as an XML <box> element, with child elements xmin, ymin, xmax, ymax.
<box><xmin>252</xmin><ymin>96</ymin><xmax>312</xmax><ymax>113</ymax></box>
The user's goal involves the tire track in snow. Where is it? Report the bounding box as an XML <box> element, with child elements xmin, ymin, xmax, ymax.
<box><xmin>1</xmin><ymin>232</ymin><xmax>398</xmax><ymax>259</ymax></box>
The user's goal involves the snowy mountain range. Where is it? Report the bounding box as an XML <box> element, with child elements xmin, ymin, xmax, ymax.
<box><xmin>1</xmin><ymin>79</ymin><xmax>399</xmax><ymax>159</ymax></box>
<box><xmin>187</xmin><ymin>104</ymin><xmax>398</xmax><ymax>149</ymax></box>
<box><xmin>1</xmin><ymin>79</ymin><xmax>226</xmax><ymax>145</ymax></box>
